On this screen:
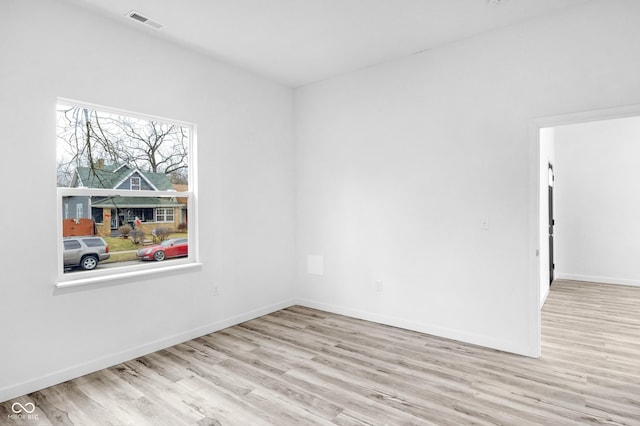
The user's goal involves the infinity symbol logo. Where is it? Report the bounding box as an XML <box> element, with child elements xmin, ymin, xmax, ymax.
<box><xmin>11</xmin><ymin>402</ymin><xmax>36</xmax><ymax>414</ymax></box>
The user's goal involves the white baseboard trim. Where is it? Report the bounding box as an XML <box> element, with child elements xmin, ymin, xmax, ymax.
<box><xmin>294</xmin><ymin>298</ymin><xmax>535</xmax><ymax>358</ymax></box>
<box><xmin>555</xmin><ymin>273</ymin><xmax>640</xmax><ymax>287</ymax></box>
<box><xmin>0</xmin><ymin>299</ymin><xmax>295</xmax><ymax>403</ymax></box>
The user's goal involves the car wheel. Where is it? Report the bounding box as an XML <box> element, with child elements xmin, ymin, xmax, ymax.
<box><xmin>80</xmin><ymin>255</ymin><xmax>98</xmax><ymax>270</ymax></box>
<box><xmin>154</xmin><ymin>251</ymin><xmax>166</xmax><ymax>261</ymax></box>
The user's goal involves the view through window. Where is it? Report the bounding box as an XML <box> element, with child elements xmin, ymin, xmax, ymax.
<box><xmin>56</xmin><ymin>100</ymin><xmax>194</xmax><ymax>280</ymax></box>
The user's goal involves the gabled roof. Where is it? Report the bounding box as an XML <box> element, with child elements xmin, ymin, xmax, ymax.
<box><xmin>112</xmin><ymin>169</ymin><xmax>160</xmax><ymax>191</ymax></box>
<box><xmin>73</xmin><ymin>164</ymin><xmax>174</xmax><ymax>191</ymax></box>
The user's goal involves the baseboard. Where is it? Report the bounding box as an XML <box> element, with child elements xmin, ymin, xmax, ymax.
<box><xmin>555</xmin><ymin>273</ymin><xmax>640</xmax><ymax>287</ymax></box>
<box><xmin>0</xmin><ymin>298</ymin><xmax>295</xmax><ymax>403</ymax></box>
<box><xmin>295</xmin><ymin>298</ymin><xmax>535</xmax><ymax>358</ymax></box>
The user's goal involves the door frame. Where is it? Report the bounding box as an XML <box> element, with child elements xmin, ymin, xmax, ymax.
<box><xmin>548</xmin><ymin>163</ymin><xmax>554</xmax><ymax>285</ymax></box>
<box><xmin>528</xmin><ymin>103</ymin><xmax>640</xmax><ymax>358</ymax></box>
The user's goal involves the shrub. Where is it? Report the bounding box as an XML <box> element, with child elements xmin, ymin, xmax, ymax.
<box><xmin>153</xmin><ymin>227</ymin><xmax>173</xmax><ymax>242</ymax></box>
<box><xmin>119</xmin><ymin>224</ymin><xmax>131</xmax><ymax>238</ymax></box>
<box><xmin>177</xmin><ymin>222</ymin><xmax>188</xmax><ymax>232</ymax></box>
<box><xmin>129</xmin><ymin>229</ymin><xmax>146</xmax><ymax>245</ymax></box>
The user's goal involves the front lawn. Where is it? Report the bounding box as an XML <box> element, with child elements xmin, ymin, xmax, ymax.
<box><xmin>103</xmin><ymin>237</ymin><xmax>139</xmax><ymax>252</ymax></box>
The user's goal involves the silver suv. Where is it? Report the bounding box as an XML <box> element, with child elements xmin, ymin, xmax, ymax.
<box><xmin>63</xmin><ymin>236</ymin><xmax>110</xmax><ymax>270</ymax></box>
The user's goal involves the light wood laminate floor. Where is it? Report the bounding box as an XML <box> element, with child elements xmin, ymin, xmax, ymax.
<box><xmin>2</xmin><ymin>280</ymin><xmax>640</xmax><ymax>425</ymax></box>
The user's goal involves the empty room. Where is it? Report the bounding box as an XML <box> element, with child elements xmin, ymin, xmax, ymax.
<box><xmin>1</xmin><ymin>0</ymin><xmax>639</xmax><ymax>424</ymax></box>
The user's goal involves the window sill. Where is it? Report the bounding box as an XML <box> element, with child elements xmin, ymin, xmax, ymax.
<box><xmin>56</xmin><ymin>261</ymin><xmax>202</xmax><ymax>288</ymax></box>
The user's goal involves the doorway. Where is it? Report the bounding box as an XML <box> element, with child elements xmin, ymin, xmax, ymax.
<box><xmin>529</xmin><ymin>103</ymin><xmax>640</xmax><ymax>358</ymax></box>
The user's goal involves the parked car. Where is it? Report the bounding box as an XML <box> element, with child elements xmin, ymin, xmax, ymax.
<box><xmin>63</xmin><ymin>236</ymin><xmax>110</xmax><ymax>270</ymax></box>
<box><xmin>137</xmin><ymin>238</ymin><xmax>188</xmax><ymax>261</ymax></box>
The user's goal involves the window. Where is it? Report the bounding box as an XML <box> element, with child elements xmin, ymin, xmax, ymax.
<box><xmin>83</xmin><ymin>238</ymin><xmax>107</xmax><ymax>248</ymax></box>
<box><xmin>91</xmin><ymin>207</ymin><xmax>103</xmax><ymax>224</ymax></box>
<box><xmin>64</xmin><ymin>240</ymin><xmax>81</xmax><ymax>250</ymax></box>
<box><xmin>130</xmin><ymin>176</ymin><xmax>141</xmax><ymax>190</ymax></box>
<box><xmin>156</xmin><ymin>208</ymin><xmax>174</xmax><ymax>222</ymax></box>
<box><xmin>122</xmin><ymin>208</ymin><xmax>154</xmax><ymax>225</ymax></box>
<box><xmin>56</xmin><ymin>99</ymin><xmax>197</xmax><ymax>286</ymax></box>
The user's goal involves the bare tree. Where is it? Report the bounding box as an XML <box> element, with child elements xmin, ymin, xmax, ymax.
<box><xmin>56</xmin><ymin>105</ymin><xmax>189</xmax><ymax>186</ymax></box>
<box><xmin>118</xmin><ymin>118</ymin><xmax>189</xmax><ymax>175</ymax></box>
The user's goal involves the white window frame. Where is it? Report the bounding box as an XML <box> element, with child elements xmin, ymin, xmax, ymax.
<box><xmin>56</xmin><ymin>98</ymin><xmax>200</xmax><ymax>288</ymax></box>
<box><xmin>76</xmin><ymin>203</ymin><xmax>83</xmax><ymax>219</ymax></box>
<box><xmin>155</xmin><ymin>207</ymin><xmax>174</xmax><ymax>223</ymax></box>
<box><xmin>130</xmin><ymin>176</ymin><xmax>141</xmax><ymax>190</ymax></box>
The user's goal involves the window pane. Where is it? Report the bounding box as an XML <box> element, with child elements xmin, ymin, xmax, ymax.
<box><xmin>64</xmin><ymin>240</ymin><xmax>81</xmax><ymax>250</ymax></box>
<box><xmin>57</xmin><ymin>104</ymin><xmax>189</xmax><ymax>189</ymax></box>
<box><xmin>83</xmin><ymin>238</ymin><xmax>106</xmax><ymax>248</ymax></box>
<box><xmin>60</xmin><ymin>198</ymin><xmax>190</xmax><ymax>274</ymax></box>
<box><xmin>91</xmin><ymin>207</ymin><xmax>103</xmax><ymax>224</ymax></box>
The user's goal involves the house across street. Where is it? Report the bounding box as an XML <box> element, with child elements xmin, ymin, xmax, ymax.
<box><xmin>62</xmin><ymin>162</ymin><xmax>187</xmax><ymax>238</ymax></box>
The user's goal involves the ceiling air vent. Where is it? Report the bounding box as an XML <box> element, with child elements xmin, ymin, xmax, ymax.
<box><xmin>126</xmin><ymin>10</ymin><xmax>164</xmax><ymax>30</ymax></box>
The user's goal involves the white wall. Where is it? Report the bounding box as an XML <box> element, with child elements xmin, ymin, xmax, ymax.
<box><xmin>295</xmin><ymin>0</ymin><xmax>640</xmax><ymax>356</ymax></box>
<box><xmin>0</xmin><ymin>0</ymin><xmax>295</xmax><ymax>401</ymax></box>
<box><xmin>539</xmin><ymin>128</ymin><xmax>555</xmax><ymax>305</ymax></box>
<box><xmin>555</xmin><ymin>116</ymin><xmax>640</xmax><ymax>286</ymax></box>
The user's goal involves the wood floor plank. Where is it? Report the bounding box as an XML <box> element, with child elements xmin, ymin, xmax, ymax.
<box><xmin>2</xmin><ymin>279</ymin><xmax>640</xmax><ymax>425</ymax></box>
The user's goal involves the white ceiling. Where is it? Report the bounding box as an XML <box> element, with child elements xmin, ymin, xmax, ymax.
<box><xmin>64</xmin><ymin>0</ymin><xmax>590</xmax><ymax>87</ymax></box>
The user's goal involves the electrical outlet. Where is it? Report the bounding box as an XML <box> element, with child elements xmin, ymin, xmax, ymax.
<box><xmin>375</xmin><ymin>280</ymin><xmax>383</xmax><ymax>292</ymax></box>
<box><xmin>213</xmin><ymin>286</ymin><xmax>219</xmax><ymax>296</ymax></box>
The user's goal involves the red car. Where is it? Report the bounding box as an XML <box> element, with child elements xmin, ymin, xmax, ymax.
<box><xmin>137</xmin><ymin>238</ymin><xmax>188</xmax><ymax>261</ymax></box>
